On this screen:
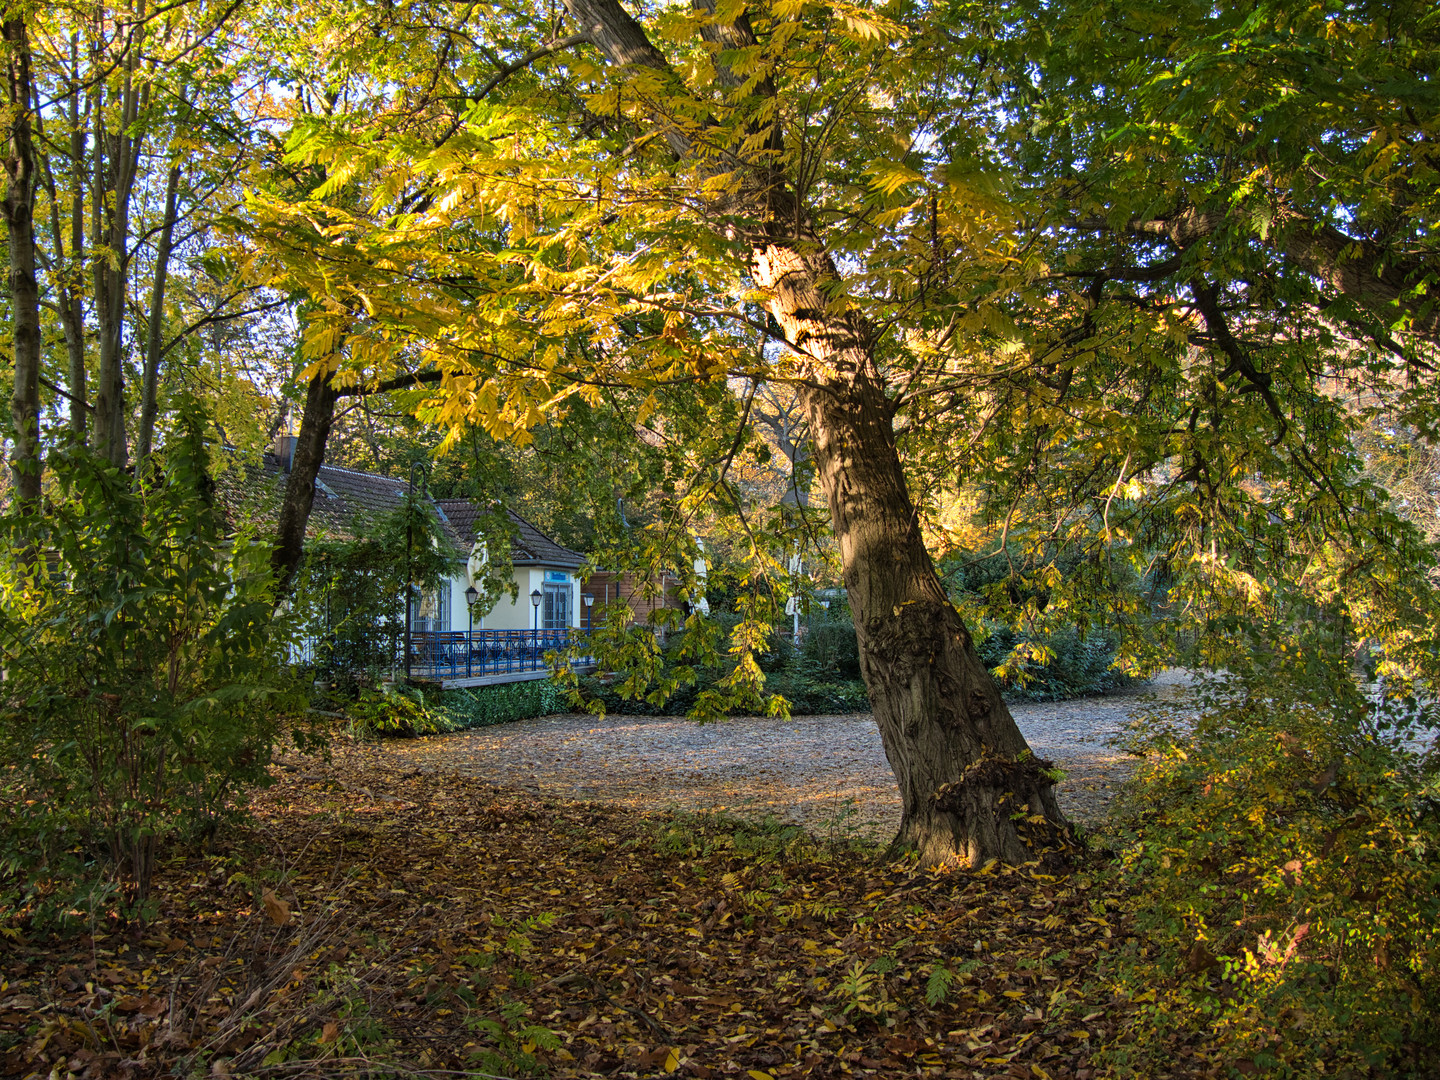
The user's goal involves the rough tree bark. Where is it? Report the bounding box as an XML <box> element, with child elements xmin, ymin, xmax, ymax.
<box><xmin>270</xmin><ymin>369</ymin><xmax>340</xmax><ymax>596</ymax></box>
<box><xmin>3</xmin><ymin>14</ymin><xmax>42</xmax><ymax>509</ymax></box>
<box><xmin>137</xmin><ymin>162</ymin><xmax>182</xmax><ymax>463</ymax></box>
<box><xmin>564</xmin><ymin>0</ymin><xmax>1072</xmax><ymax>865</ymax></box>
<box><xmin>752</xmin><ymin>240</ymin><xmax>1069</xmax><ymax>867</ymax></box>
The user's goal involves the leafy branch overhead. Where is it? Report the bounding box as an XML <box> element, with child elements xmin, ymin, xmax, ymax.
<box><xmin>235</xmin><ymin>0</ymin><xmax>1440</xmax><ymax>866</ymax></box>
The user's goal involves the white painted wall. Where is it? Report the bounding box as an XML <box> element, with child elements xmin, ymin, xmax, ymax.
<box><xmin>442</xmin><ymin>564</ymin><xmax>580</xmax><ymax>632</ymax></box>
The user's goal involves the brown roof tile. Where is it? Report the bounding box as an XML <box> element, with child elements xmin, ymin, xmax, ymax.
<box><xmin>226</xmin><ymin>453</ymin><xmax>583</xmax><ymax>568</ymax></box>
<box><xmin>434</xmin><ymin>498</ymin><xmax>585</xmax><ymax>569</ymax></box>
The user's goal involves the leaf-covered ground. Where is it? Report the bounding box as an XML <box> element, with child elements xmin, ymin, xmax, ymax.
<box><xmin>1</xmin><ymin>745</ymin><xmax>1210</xmax><ymax>1080</ymax></box>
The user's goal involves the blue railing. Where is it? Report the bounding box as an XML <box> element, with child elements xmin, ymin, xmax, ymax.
<box><xmin>409</xmin><ymin>628</ymin><xmax>584</xmax><ymax>681</ymax></box>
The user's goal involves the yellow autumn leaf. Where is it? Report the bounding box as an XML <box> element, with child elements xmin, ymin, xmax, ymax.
<box><xmin>863</xmin><ymin>160</ymin><xmax>924</xmax><ymax>196</ymax></box>
<box><xmin>663</xmin><ymin>1048</ymin><xmax>681</xmax><ymax>1074</ymax></box>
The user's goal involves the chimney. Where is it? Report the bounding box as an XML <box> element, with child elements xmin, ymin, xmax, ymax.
<box><xmin>271</xmin><ymin>433</ymin><xmax>298</xmax><ymax>472</ymax></box>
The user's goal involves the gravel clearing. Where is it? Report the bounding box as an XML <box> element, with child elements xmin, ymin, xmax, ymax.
<box><xmin>379</xmin><ymin>671</ymin><xmax>1196</xmax><ymax>842</ymax></box>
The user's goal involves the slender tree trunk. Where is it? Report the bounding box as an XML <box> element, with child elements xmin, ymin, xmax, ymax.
<box><xmin>92</xmin><ymin>3</ymin><xmax>147</xmax><ymax>468</ymax></box>
<box><xmin>137</xmin><ymin>163</ymin><xmax>182</xmax><ymax>462</ymax></box>
<box><xmin>271</xmin><ymin>369</ymin><xmax>339</xmax><ymax>595</ymax></box>
<box><xmin>3</xmin><ymin>15</ymin><xmax>42</xmax><ymax>509</ymax></box>
<box><xmin>66</xmin><ymin>41</ymin><xmax>88</xmax><ymax>439</ymax></box>
<box><xmin>36</xmin><ymin>36</ymin><xmax>89</xmax><ymax>441</ymax></box>
<box><xmin>92</xmin><ymin>99</ymin><xmax>128</xmax><ymax>465</ymax></box>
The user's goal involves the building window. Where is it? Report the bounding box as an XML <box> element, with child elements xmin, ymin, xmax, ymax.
<box><xmin>414</xmin><ymin>587</ymin><xmax>450</xmax><ymax>634</ymax></box>
<box><xmin>542</xmin><ymin>582</ymin><xmax>570</xmax><ymax>630</ymax></box>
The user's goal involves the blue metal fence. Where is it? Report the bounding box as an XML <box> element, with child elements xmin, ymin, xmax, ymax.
<box><xmin>409</xmin><ymin>628</ymin><xmax>583</xmax><ymax>681</ymax></box>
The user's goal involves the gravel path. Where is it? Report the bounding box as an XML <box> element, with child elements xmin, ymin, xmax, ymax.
<box><xmin>379</xmin><ymin>672</ymin><xmax>1195</xmax><ymax>842</ymax></box>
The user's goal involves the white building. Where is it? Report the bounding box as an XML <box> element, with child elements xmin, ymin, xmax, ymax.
<box><xmin>432</xmin><ymin>499</ymin><xmax>585</xmax><ymax>634</ymax></box>
<box><xmin>253</xmin><ymin>445</ymin><xmax>588</xmax><ymax>684</ymax></box>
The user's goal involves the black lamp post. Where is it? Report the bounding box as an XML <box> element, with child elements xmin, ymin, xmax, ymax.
<box><xmin>403</xmin><ymin>459</ymin><xmax>424</xmax><ymax>682</ymax></box>
<box><xmin>583</xmin><ymin>593</ymin><xmax>594</xmax><ymax>634</ymax></box>
<box><xmin>530</xmin><ymin>588</ymin><xmax>542</xmax><ymax>658</ymax></box>
<box><xmin>464</xmin><ymin>583</ymin><xmax>479</xmax><ymax>678</ymax></box>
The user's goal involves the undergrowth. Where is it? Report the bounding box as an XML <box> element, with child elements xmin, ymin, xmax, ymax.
<box><xmin>1106</xmin><ymin>632</ymin><xmax>1440</xmax><ymax>1078</ymax></box>
<box><xmin>0</xmin><ymin>752</ymin><xmax>1143</xmax><ymax>1080</ymax></box>
<box><xmin>336</xmin><ymin>680</ymin><xmax>569</xmax><ymax>738</ymax></box>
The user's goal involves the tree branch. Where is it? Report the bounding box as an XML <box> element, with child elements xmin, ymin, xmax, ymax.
<box><xmin>332</xmin><ymin>370</ymin><xmax>445</xmax><ymax>399</ymax></box>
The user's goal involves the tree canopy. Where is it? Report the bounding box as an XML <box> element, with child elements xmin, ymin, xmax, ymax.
<box><xmin>4</xmin><ymin>1</ymin><xmax>1440</xmax><ymax>1071</ymax></box>
<box><xmin>5</xmin><ymin>0</ymin><xmax>1439</xmax><ymax>859</ymax></box>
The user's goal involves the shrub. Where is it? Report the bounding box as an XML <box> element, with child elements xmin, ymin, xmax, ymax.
<box><xmin>797</xmin><ymin>620</ymin><xmax>861</xmax><ymax>680</ymax></box>
<box><xmin>765</xmin><ymin>673</ymin><xmax>870</xmax><ymax>714</ymax></box>
<box><xmin>344</xmin><ymin>682</ymin><xmax>454</xmax><ymax>737</ymax></box>
<box><xmin>577</xmin><ymin>666</ymin><xmax>870</xmax><ymax>717</ymax></box>
<box><xmin>1108</xmin><ymin>637</ymin><xmax>1440</xmax><ymax>1076</ymax></box>
<box><xmin>976</xmin><ymin>621</ymin><xmax>1129</xmax><ymax>701</ymax></box>
<box><xmin>337</xmin><ymin>679</ymin><xmax>570</xmax><ymax>737</ymax></box>
<box><xmin>0</xmin><ymin>416</ymin><xmax>300</xmax><ymax>917</ymax></box>
<box><xmin>438</xmin><ymin>680</ymin><xmax>569</xmax><ymax>729</ymax></box>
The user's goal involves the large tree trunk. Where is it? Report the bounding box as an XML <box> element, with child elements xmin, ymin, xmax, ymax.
<box><xmin>752</xmin><ymin>240</ymin><xmax>1070</xmax><ymax>867</ymax></box>
<box><xmin>270</xmin><ymin>369</ymin><xmax>339</xmax><ymax>596</ymax></box>
<box><xmin>564</xmin><ymin>0</ymin><xmax>1074</xmax><ymax>866</ymax></box>
<box><xmin>810</xmin><ymin>377</ymin><xmax>1067</xmax><ymax>865</ymax></box>
<box><xmin>3</xmin><ymin>15</ymin><xmax>42</xmax><ymax>510</ymax></box>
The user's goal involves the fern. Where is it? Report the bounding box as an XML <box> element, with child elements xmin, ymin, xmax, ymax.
<box><xmin>925</xmin><ymin>963</ymin><xmax>956</xmax><ymax>1005</ymax></box>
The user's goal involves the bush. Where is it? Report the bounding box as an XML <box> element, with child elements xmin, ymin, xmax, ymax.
<box><xmin>1108</xmin><ymin>639</ymin><xmax>1440</xmax><ymax>1076</ymax></box>
<box><xmin>579</xmin><ymin>608</ymin><xmax>1129</xmax><ymax>718</ymax></box>
<box><xmin>338</xmin><ymin>679</ymin><xmax>571</xmax><ymax>737</ymax></box>
<box><xmin>763</xmin><ymin>672</ymin><xmax>870</xmax><ymax>714</ymax></box>
<box><xmin>578</xmin><ymin>661</ymin><xmax>870</xmax><ymax>717</ymax></box>
<box><xmin>344</xmin><ymin>682</ymin><xmax>453</xmax><ymax>737</ymax></box>
<box><xmin>437</xmin><ymin>680</ymin><xmax>570</xmax><ymax>728</ymax></box>
<box><xmin>0</xmin><ymin>417</ymin><xmax>299</xmax><ymax>918</ymax></box>
<box><xmin>976</xmin><ymin>621</ymin><xmax>1129</xmax><ymax>701</ymax></box>
<box><xmin>706</xmin><ymin>613</ymin><xmax>795</xmax><ymax>674</ymax></box>
<box><xmin>796</xmin><ymin>621</ymin><xmax>861</xmax><ymax>680</ymax></box>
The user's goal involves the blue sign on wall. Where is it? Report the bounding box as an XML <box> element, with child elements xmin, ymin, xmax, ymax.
<box><xmin>545</xmin><ymin>571</ymin><xmax>570</xmax><ymax>583</ymax></box>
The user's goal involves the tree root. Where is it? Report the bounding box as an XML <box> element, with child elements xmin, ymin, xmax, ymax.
<box><xmin>915</xmin><ymin>752</ymin><xmax>1078</xmax><ymax>870</ymax></box>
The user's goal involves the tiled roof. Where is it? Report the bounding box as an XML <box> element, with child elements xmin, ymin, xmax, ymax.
<box><xmin>235</xmin><ymin>453</ymin><xmax>583</xmax><ymax>568</ymax></box>
<box><xmin>435</xmin><ymin>499</ymin><xmax>585</xmax><ymax>569</ymax></box>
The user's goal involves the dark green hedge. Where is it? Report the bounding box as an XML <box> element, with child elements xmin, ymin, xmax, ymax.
<box><xmin>435</xmin><ymin>680</ymin><xmax>570</xmax><ymax>728</ymax></box>
<box><xmin>411</xmin><ymin>614</ymin><xmax>1128</xmax><ymax>731</ymax></box>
